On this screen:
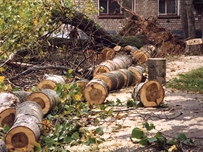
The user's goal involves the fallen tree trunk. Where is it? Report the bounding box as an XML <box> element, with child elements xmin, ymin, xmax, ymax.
<box><xmin>51</xmin><ymin>8</ymin><xmax>119</xmax><ymax>47</ymax></box>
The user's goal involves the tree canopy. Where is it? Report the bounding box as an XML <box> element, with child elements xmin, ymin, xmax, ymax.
<box><xmin>0</xmin><ymin>0</ymin><xmax>97</xmax><ymax>57</ymax></box>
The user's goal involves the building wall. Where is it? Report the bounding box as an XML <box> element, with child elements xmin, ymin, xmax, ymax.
<box><xmin>79</xmin><ymin>0</ymin><xmax>202</xmax><ymax>35</ymax></box>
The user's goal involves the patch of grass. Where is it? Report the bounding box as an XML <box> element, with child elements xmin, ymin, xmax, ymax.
<box><xmin>166</xmin><ymin>67</ymin><xmax>203</xmax><ymax>93</ymax></box>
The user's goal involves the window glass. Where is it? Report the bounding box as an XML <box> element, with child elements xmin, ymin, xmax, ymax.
<box><xmin>100</xmin><ymin>0</ymin><xmax>108</xmax><ymax>13</ymax></box>
<box><xmin>168</xmin><ymin>0</ymin><xmax>175</xmax><ymax>13</ymax></box>
<box><xmin>109</xmin><ymin>1</ymin><xmax>120</xmax><ymax>14</ymax></box>
<box><xmin>159</xmin><ymin>0</ymin><xmax>166</xmax><ymax>14</ymax></box>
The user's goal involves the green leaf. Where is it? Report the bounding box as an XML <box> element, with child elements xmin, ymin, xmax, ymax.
<box><xmin>131</xmin><ymin>128</ymin><xmax>144</xmax><ymax>139</ymax></box>
<box><xmin>139</xmin><ymin>138</ymin><xmax>148</xmax><ymax>146</ymax></box>
<box><xmin>95</xmin><ymin>127</ymin><xmax>104</xmax><ymax>136</ymax></box>
<box><xmin>142</xmin><ymin>122</ymin><xmax>155</xmax><ymax>131</ymax></box>
<box><xmin>3</xmin><ymin>124</ymin><xmax>10</xmax><ymax>133</ymax></box>
<box><xmin>55</xmin><ymin>124</ymin><xmax>63</xmax><ymax>133</ymax></box>
<box><xmin>148</xmin><ymin>137</ymin><xmax>157</xmax><ymax>143</ymax></box>
<box><xmin>107</xmin><ymin>108</ymin><xmax>113</xmax><ymax>116</ymax></box>
<box><xmin>71</xmin><ymin>132</ymin><xmax>79</xmax><ymax>140</ymax></box>
<box><xmin>100</xmin><ymin>104</ymin><xmax>106</xmax><ymax>110</ymax></box>
<box><xmin>168</xmin><ymin>139</ymin><xmax>178</xmax><ymax>145</ymax></box>
<box><xmin>178</xmin><ymin>133</ymin><xmax>187</xmax><ymax>141</ymax></box>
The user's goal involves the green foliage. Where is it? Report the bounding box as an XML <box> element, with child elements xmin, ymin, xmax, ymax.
<box><xmin>119</xmin><ymin>36</ymin><xmax>144</xmax><ymax>48</ymax></box>
<box><xmin>0</xmin><ymin>0</ymin><xmax>98</xmax><ymax>57</ymax></box>
<box><xmin>127</xmin><ymin>100</ymin><xmax>143</xmax><ymax>108</ymax></box>
<box><xmin>131</xmin><ymin>122</ymin><xmax>198</xmax><ymax>151</ymax></box>
<box><xmin>166</xmin><ymin>67</ymin><xmax>203</xmax><ymax>93</ymax></box>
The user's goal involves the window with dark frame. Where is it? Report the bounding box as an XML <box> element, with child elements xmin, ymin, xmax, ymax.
<box><xmin>99</xmin><ymin>0</ymin><xmax>133</xmax><ymax>19</ymax></box>
<box><xmin>159</xmin><ymin>0</ymin><xmax>179</xmax><ymax>18</ymax></box>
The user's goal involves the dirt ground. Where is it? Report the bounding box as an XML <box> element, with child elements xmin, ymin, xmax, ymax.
<box><xmin>67</xmin><ymin>55</ymin><xmax>203</xmax><ymax>152</ymax></box>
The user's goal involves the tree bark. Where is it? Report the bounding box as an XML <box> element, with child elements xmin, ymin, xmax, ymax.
<box><xmin>5</xmin><ymin>101</ymin><xmax>43</xmax><ymax>152</ymax></box>
<box><xmin>51</xmin><ymin>8</ymin><xmax>119</xmax><ymax>47</ymax></box>
<box><xmin>180</xmin><ymin>0</ymin><xmax>188</xmax><ymax>39</ymax></box>
<box><xmin>186</xmin><ymin>0</ymin><xmax>196</xmax><ymax>38</ymax></box>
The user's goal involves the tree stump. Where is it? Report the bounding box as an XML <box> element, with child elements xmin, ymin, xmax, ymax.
<box><xmin>185</xmin><ymin>38</ymin><xmax>203</xmax><ymax>55</ymax></box>
<box><xmin>5</xmin><ymin>101</ymin><xmax>43</xmax><ymax>152</ymax></box>
<box><xmin>128</xmin><ymin>66</ymin><xmax>146</xmax><ymax>85</ymax></box>
<box><xmin>26</xmin><ymin>89</ymin><xmax>60</xmax><ymax>114</ymax></box>
<box><xmin>0</xmin><ymin>139</ymin><xmax>7</xmax><ymax>152</ymax></box>
<box><xmin>132</xmin><ymin>80</ymin><xmax>165</xmax><ymax>107</ymax></box>
<box><xmin>84</xmin><ymin>79</ymin><xmax>108</xmax><ymax>105</ymax></box>
<box><xmin>148</xmin><ymin>58</ymin><xmax>166</xmax><ymax>84</ymax></box>
<box><xmin>0</xmin><ymin>92</ymin><xmax>21</xmax><ymax>127</ymax></box>
<box><xmin>37</xmin><ymin>75</ymin><xmax>65</xmax><ymax>90</ymax></box>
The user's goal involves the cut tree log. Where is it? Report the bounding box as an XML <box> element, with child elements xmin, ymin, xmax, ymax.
<box><xmin>93</xmin><ymin>73</ymin><xmax>119</xmax><ymax>91</ymax></box>
<box><xmin>99</xmin><ymin>47</ymin><xmax>115</xmax><ymax>61</ymax></box>
<box><xmin>117</xmin><ymin>69</ymin><xmax>134</xmax><ymax>87</ymax></box>
<box><xmin>132</xmin><ymin>49</ymin><xmax>152</xmax><ymax>64</ymax></box>
<box><xmin>148</xmin><ymin>58</ymin><xmax>166</xmax><ymax>84</ymax></box>
<box><xmin>84</xmin><ymin>49</ymin><xmax>100</xmax><ymax>64</ymax></box>
<box><xmin>26</xmin><ymin>89</ymin><xmax>60</xmax><ymax>114</ymax></box>
<box><xmin>37</xmin><ymin>75</ymin><xmax>65</xmax><ymax>90</ymax></box>
<box><xmin>84</xmin><ymin>79</ymin><xmax>108</xmax><ymax>105</ymax></box>
<box><xmin>0</xmin><ymin>92</ymin><xmax>21</xmax><ymax>127</ymax></box>
<box><xmin>132</xmin><ymin>80</ymin><xmax>165</xmax><ymax>107</ymax></box>
<box><xmin>75</xmin><ymin>79</ymin><xmax>90</xmax><ymax>101</ymax></box>
<box><xmin>128</xmin><ymin>66</ymin><xmax>145</xmax><ymax>85</ymax></box>
<box><xmin>5</xmin><ymin>101</ymin><xmax>43</xmax><ymax>152</ymax></box>
<box><xmin>93</xmin><ymin>60</ymin><xmax>116</xmax><ymax>76</ymax></box>
<box><xmin>0</xmin><ymin>139</ymin><xmax>7</xmax><ymax>152</ymax></box>
<box><xmin>113</xmin><ymin>45</ymin><xmax>122</xmax><ymax>52</ymax></box>
<box><xmin>124</xmin><ymin>45</ymin><xmax>138</xmax><ymax>53</ymax></box>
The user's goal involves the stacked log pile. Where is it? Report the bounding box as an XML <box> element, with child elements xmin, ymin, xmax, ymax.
<box><xmin>84</xmin><ymin>44</ymin><xmax>166</xmax><ymax>107</ymax></box>
<box><xmin>0</xmin><ymin>78</ymin><xmax>61</xmax><ymax>151</ymax></box>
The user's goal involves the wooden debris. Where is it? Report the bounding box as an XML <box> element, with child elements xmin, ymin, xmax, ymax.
<box><xmin>99</xmin><ymin>47</ymin><xmax>115</xmax><ymax>61</ymax></box>
<box><xmin>0</xmin><ymin>92</ymin><xmax>21</xmax><ymax>127</ymax></box>
<box><xmin>5</xmin><ymin>101</ymin><xmax>43</xmax><ymax>152</ymax></box>
<box><xmin>93</xmin><ymin>55</ymin><xmax>133</xmax><ymax>76</ymax></box>
<box><xmin>84</xmin><ymin>79</ymin><xmax>108</xmax><ymax>105</ymax></box>
<box><xmin>132</xmin><ymin>80</ymin><xmax>165</xmax><ymax>107</ymax></box>
<box><xmin>128</xmin><ymin>66</ymin><xmax>145</xmax><ymax>85</ymax></box>
<box><xmin>0</xmin><ymin>139</ymin><xmax>7</xmax><ymax>152</ymax></box>
<box><xmin>148</xmin><ymin>58</ymin><xmax>166</xmax><ymax>84</ymax></box>
<box><xmin>94</xmin><ymin>73</ymin><xmax>119</xmax><ymax>91</ymax></box>
<box><xmin>113</xmin><ymin>45</ymin><xmax>122</xmax><ymax>52</ymax></box>
<box><xmin>84</xmin><ymin>49</ymin><xmax>100</xmax><ymax>64</ymax></box>
<box><xmin>37</xmin><ymin>75</ymin><xmax>65</xmax><ymax>90</ymax></box>
<box><xmin>26</xmin><ymin>89</ymin><xmax>60</xmax><ymax>114</ymax></box>
<box><xmin>124</xmin><ymin>45</ymin><xmax>138</xmax><ymax>53</ymax></box>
